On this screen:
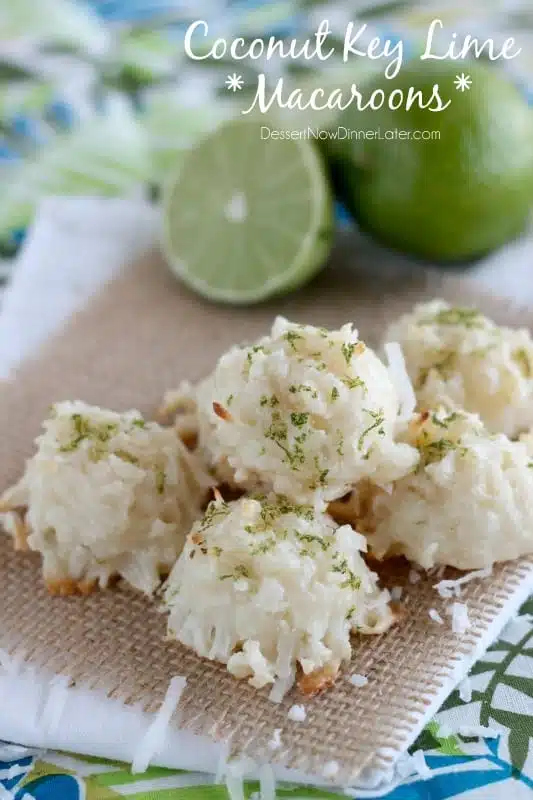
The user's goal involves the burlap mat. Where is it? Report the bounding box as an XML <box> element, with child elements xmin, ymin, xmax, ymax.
<box><xmin>0</xmin><ymin>250</ymin><xmax>532</xmax><ymax>785</ymax></box>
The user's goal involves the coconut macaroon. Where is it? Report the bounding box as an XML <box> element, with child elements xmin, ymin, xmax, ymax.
<box><xmin>193</xmin><ymin>317</ymin><xmax>418</xmax><ymax>505</ymax></box>
<box><xmin>385</xmin><ymin>300</ymin><xmax>533</xmax><ymax>438</ymax></box>
<box><xmin>164</xmin><ymin>493</ymin><xmax>394</xmax><ymax>698</ymax></box>
<box><xmin>367</xmin><ymin>408</ymin><xmax>533</xmax><ymax>570</ymax></box>
<box><xmin>0</xmin><ymin>401</ymin><xmax>212</xmax><ymax>596</ymax></box>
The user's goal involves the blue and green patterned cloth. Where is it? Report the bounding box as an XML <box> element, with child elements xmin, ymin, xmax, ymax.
<box><xmin>1</xmin><ymin>2</ymin><xmax>533</xmax><ymax>797</ymax></box>
<box><xmin>2</xmin><ymin>0</ymin><xmax>533</xmax><ymax>262</ymax></box>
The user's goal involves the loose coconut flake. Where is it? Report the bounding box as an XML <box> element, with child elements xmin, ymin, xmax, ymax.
<box><xmin>448</xmin><ymin>602</ymin><xmax>471</xmax><ymax>634</ymax></box>
<box><xmin>259</xmin><ymin>763</ymin><xmax>276</xmax><ymax>800</ymax></box>
<box><xmin>434</xmin><ymin>567</ymin><xmax>492</xmax><ymax>599</ymax></box>
<box><xmin>268</xmin><ymin>729</ymin><xmax>282</xmax><ymax>751</ymax></box>
<box><xmin>428</xmin><ymin>608</ymin><xmax>444</xmax><ymax>625</ymax></box>
<box><xmin>458</xmin><ymin>676</ymin><xmax>473</xmax><ymax>703</ymax></box>
<box><xmin>384</xmin><ymin>341</ymin><xmax>417</xmax><ymax>424</ymax></box>
<box><xmin>287</xmin><ymin>704</ymin><xmax>307</xmax><ymax>722</ymax></box>
<box><xmin>410</xmin><ymin>749</ymin><xmax>431</xmax><ymax>779</ymax></box>
<box><xmin>132</xmin><ymin>676</ymin><xmax>186</xmax><ymax>773</ymax></box>
<box><xmin>38</xmin><ymin>675</ymin><xmax>70</xmax><ymax>736</ymax></box>
<box><xmin>349</xmin><ymin>673</ymin><xmax>368</xmax><ymax>688</ymax></box>
<box><xmin>322</xmin><ymin>760</ymin><xmax>340</xmax><ymax>779</ymax></box>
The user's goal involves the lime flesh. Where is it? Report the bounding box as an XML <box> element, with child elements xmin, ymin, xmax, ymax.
<box><xmin>162</xmin><ymin>119</ymin><xmax>334</xmax><ymax>304</ymax></box>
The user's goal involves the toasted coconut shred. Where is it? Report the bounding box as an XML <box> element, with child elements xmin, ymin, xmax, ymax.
<box><xmin>0</xmin><ymin>402</ymin><xmax>213</xmax><ymax>595</ymax></box>
<box><xmin>164</xmin><ymin>494</ymin><xmax>394</xmax><ymax>698</ymax></box>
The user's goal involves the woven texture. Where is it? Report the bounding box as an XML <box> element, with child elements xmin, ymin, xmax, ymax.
<box><xmin>0</xmin><ymin>252</ymin><xmax>532</xmax><ymax>785</ymax></box>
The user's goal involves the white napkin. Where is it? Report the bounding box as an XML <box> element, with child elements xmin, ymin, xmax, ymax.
<box><xmin>1</xmin><ymin>196</ymin><xmax>532</xmax><ymax>791</ymax></box>
<box><xmin>0</xmin><ymin>196</ymin><xmax>159</xmax><ymax>379</ymax></box>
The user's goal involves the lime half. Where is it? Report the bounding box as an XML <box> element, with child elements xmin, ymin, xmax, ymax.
<box><xmin>161</xmin><ymin>119</ymin><xmax>334</xmax><ymax>305</ymax></box>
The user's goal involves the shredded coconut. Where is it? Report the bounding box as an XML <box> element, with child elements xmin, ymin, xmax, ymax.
<box><xmin>458</xmin><ymin>676</ymin><xmax>473</xmax><ymax>703</ymax></box>
<box><xmin>131</xmin><ymin>676</ymin><xmax>186</xmax><ymax>773</ymax></box>
<box><xmin>268</xmin><ymin>729</ymin><xmax>282</xmax><ymax>751</ymax></box>
<box><xmin>349</xmin><ymin>673</ymin><xmax>368</xmax><ymax>687</ymax></box>
<box><xmin>394</xmin><ymin>752</ymin><xmax>417</xmax><ymax>779</ymax></box>
<box><xmin>0</xmin><ymin>650</ymin><xmax>24</xmax><ymax>677</ymax></box>
<box><xmin>287</xmin><ymin>704</ymin><xmax>307</xmax><ymax>722</ymax></box>
<box><xmin>384</xmin><ymin>299</ymin><xmax>533</xmax><ymax>437</ymax></box>
<box><xmin>435</xmin><ymin>567</ymin><xmax>493</xmax><ymax>599</ymax></box>
<box><xmin>322</xmin><ymin>760</ymin><xmax>340</xmax><ymax>779</ymax></box>
<box><xmin>258</xmin><ymin>763</ymin><xmax>276</xmax><ymax>800</ymax></box>
<box><xmin>428</xmin><ymin>608</ymin><xmax>444</xmax><ymax>625</ymax></box>
<box><xmin>448</xmin><ymin>602</ymin><xmax>471</xmax><ymax>634</ymax></box>
<box><xmin>383</xmin><ymin>341</ymin><xmax>417</xmax><ymax>424</ymax></box>
<box><xmin>410</xmin><ymin>749</ymin><xmax>431</xmax><ymax>779</ymax></box>
<box><xmin>194</xmin><ymin>316</ymin><xmax>418</xmax><ymax>505</ymax></box>
<box><xmin>164</xmin><ymin>494</ymin><xmax>393</xmax><ymax>695</ymax></box>
<box><xmin>215</xmin><ymin>739</ymin><xmax>232</xmax><ymax>785</ymax></box>
<box><xmin>38</xmin><ymin>675</ymin><xmax>70</xmax><ymax>736</ymax></box>
<box><xmin>394</xmin><ymin>749</ymin><xmax>434</xmax><ymax>781</ymax></box>
<box><xmin>225</xmin><ymin>761</ymin><xmax>247</xmax><ymax>800</ymax></box>
<box><xmin>408</xmin><ymin>569</ymin><xmax>421</xmax><ymax>584</ymax></box>
<box><xmin>0</xmin><ymin>402</ymin><xmax>212</xmax><ymax>595</ymax></box>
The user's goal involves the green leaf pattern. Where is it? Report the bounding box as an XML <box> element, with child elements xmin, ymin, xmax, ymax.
<box><xmin>432</xmin><ymin>599</ymin><xmax>533</xmax><ymax>776</ymax></box>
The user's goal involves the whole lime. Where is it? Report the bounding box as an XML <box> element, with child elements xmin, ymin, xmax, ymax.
<box><xmin>326</xmin><ymin>60</ymin><xmax>533</xmax><ymax>262</ymax></box>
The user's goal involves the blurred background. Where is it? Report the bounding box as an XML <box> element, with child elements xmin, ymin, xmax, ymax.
<box><xmin>1</xmin><ymin>0</ymin><xmax>533</xmax><ymax>294</ymax></box>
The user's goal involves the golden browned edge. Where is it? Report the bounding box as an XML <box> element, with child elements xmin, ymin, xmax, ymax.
<box><xmin>0</xmin><ymin>249</ymin><xmax>532</xmax><ymax>784</ymax></box>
